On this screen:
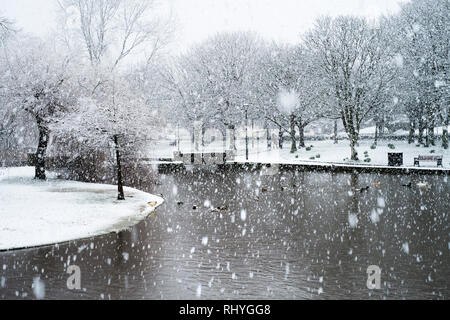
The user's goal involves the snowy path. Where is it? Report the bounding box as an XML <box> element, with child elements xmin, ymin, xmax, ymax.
<box><xmin>0</xmin><ymin>167</ymin><xmax>164</xmax><ymax>251</ymax></box>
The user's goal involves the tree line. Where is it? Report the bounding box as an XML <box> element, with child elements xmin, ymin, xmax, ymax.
<box><xmin>161</xmin><ymin>0</ymin><xmax>448</xmax><ymax>160</ymax></box>
<box><xmin>0</xmin><ymin>0</ymin><xmax>448</xmax><ymax>199</ymax></box>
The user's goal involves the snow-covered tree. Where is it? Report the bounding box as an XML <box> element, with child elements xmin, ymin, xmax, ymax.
<box><xmin>251</xmin><ymin>44</ymin><xmax>290</xmax><ymax>149</ymax></box>
<box><xmin>396</xmin><ymin>0</ymin><xmax>449</xmax><ymax>148</ymax></box>
<box><xmin>159</xmin><ymin>56</ymin><xmax>212</xmax><ymax>142</ymax></box>
<box><xmin>3</xmin><ymin>36</ymin><xmax>74</xmax><ymax>179</ymax></box>
<box><xmin>0</xmin><ymin>15</ymin><xmax>19</xmax><ymax>164</ymax></box>
<box><xmin>0</xmin><ymin>15</ymin><xmax>16</xmax><ymax>41</ymax></box>
<box><xmin>52</xmin><ymin>0</ymin><xmax>172</xmax><ymax>197</ymax></box>
<box><xmin>259</xmin><ymin>44</ymin><xmax>302</xmax><ymax>153</ymax></box>
<box><xmin>54</xmin><ymin>69</ymin><xmax>156</xmax><ymax>200</ymax></box>
<box><xmin>166</xmin><ymin>32</ymin><xmax>263</xmax><ymax>150</ymax></box>
<box><xmin>256</xmin><ymin>43</ymin><xmax>334</xmax><ymax>152</ymax></box>
<box><xmin>304</xmin><ymin>16</ymin><xmax>396</xmax><ymax>160</ymax></box>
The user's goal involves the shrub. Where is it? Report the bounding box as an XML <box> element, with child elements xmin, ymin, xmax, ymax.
<box><xmin>306</xmin><ymin>147</ymin><xmax>312</xmax><ymax>151</ymax></box>
<box><xmin>388</xmin><ymin>144</ymin><xmax>395</xmax><ymax>150</ymax></box>
<box><xmin>316</xmin><ymin>154</ymin><xmax>321</xmax><ymax>158</ymax></box>
<box><xmin>370</xmin><ymin>145</ymin><xmax>376</xmax><ymax>150</ymax></box>
<box><xmin>310</xmin><ymin>156</ymin><xmax>316</xmax><ymax>160</ymax></box>
<box><xmin>364</xmin><ymin>158</ymin><xmax>371</xmax><ymax>163</ymax></box>
<box><xmin>430</xmin><ymin>150</ymin><xmax>435</xmax><ymax>154</ymax></box>
<box><xmin>295</xmin><ymin>155</ymin><xmax>299</xmax><ymax>158</ymax></box>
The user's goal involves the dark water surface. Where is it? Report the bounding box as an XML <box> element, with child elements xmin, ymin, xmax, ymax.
<box><xmin>0</xmin><ymin>168</ymin><xmax>448</xmax><ymax>300</ymax></box>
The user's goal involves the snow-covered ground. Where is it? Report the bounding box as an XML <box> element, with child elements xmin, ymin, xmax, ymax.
<box><xmin>0</xmin><ymin>167</ymin><xmax>164</xmax><ymax>251</ymax></box>
<box><xmin>147</xmin><ymin>138</ymin><xmax>449</xmax><ymax>169</ymax></box>
<box><xmin>234</xmin><ymin>140</ymin><xmax>450</xmax><ymax>169</ymax></box>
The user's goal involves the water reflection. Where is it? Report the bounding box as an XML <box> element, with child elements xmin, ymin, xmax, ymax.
<box><xmin>0</xmin><ymin>168</ymin><xmax>448</xmax><ymax>300</ymax></box>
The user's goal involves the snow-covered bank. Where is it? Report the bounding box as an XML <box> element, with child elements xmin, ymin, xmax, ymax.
<box><xmin>0</xmin><ymin>167</ymin><xmax>164</xmax><ymax>251</ymax></box>
<box><xmin>148</xmin><ymin>139</ymin><xmax>449</xmax><ymax>170</ymax></box>
<box><xmin>234</xmin><ymin>140</ymin><xmax>450</xmax><ymax>169</ymax></box>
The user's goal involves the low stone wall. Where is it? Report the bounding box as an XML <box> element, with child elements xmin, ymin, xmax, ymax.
<box><xmin>156</xmin><ymin>161</ymin><xmax>449</xmax><ymax>176</ymax></box>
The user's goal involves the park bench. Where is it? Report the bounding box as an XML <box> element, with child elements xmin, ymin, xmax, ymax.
<box><xmin>414</xmin><ymin>155</ymin><xmax>443</xmax><ymax>167</ymax></box>
<box><xmin>173</xmin><ymin>150</ymin><xmax>235</xmax><ymax>165</ymax></box>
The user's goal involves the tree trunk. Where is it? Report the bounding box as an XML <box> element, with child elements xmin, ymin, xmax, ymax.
<box><xmin>191</xmin><ymin>128</ymin><xmax>195</xmax><ymax>152</ymax></box>
<box><xmin>442</xmin><ymin>113</ymin><xmax>449</xmax><ymax>149</ymax></box>
<box><xmin>443</xmin><ymin>128</ymin><xmax>449</xmax><ymax>150</ymax></box>
<box><xmin>278</xmin><ymin>126</ymin><xmax>283</xmax><ymax>149</ymax></box>
<box><xmin>297</xmin><ymin>123</ymin><xmax>305</xmax><ymax>148</ymax></box>
<box><xmin>333</xmin><ymin>120</ymin><xmax>338</xmax><ymax>144</ymax></box>
<box><xmin>222</xmin><ymin>128</ymin><xmax>227</xmax><ymax>151</ymax></box>
<box><xmin>426</xmin><ymin>105</ymin><xmax>434</xmax><ymax>146</ymax></box>
<box><xmin>378</xmin><ymin>121</ymin><xmax>384</xmax><ymax>139</ymax></box>
<box><xmin>114</xmin><ymin>135</ymin><xmax>125</xmax><ymax>201</ymax></box>
<box><xmin>201</xmin><ymin>125</ymin><xmax>205</xmax><ymax>148</ymax></box>
<box><xmin>429</xmin><ymin>120</ymin><xmax>435</xmax><ymax>146</ymax></box>
<box><xmin>373</xmin><ymin>125</ymin><xmax>378</xmax><ymax>146</ymax></box>
<box><xmin>35</xmin><ymin>121</ymin><xmax>49</xmax><ymax>180</ymax></box>
<box><xmin>290</xmin><ymin>113</ymin><xmax>297</xmax><ymax>153</ymax></box>
<box><xmin>408</xmin><ymin>120</ymin><xmax>415</xmax><ymax>144</ymax></box>
<box><xmin>228</xmin><ymin>125</ymin><xmax>236</xmax><ymax>151</ymax></box>
<box><xmin>194</xmin><ymin>122</ymin><xmax>202</xmax><ymax>152</ymax></box>
<box><xmin>251</xmin><ymin>120</ymin><xmax>254</xmax><ymax>149</ymax></box>
<box><xmin>340</xmin><ymin>104</ymin><xmax>359</xmax><ymax>161</ymax></box>
<box><xmin>350</xmin><ymin>135</ymin><xmax>358</xmax><ymax>161</ymax></box>
<box><xmin>418</xmin><ymin>118</ymin><xmax>424</xmax><ymax>145</ymax></box>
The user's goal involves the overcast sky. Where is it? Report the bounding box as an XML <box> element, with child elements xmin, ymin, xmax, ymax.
<box><xmin>1</xmin><ymin>0</ymin><xmax>408</xmax><ymax>52</ymax></box>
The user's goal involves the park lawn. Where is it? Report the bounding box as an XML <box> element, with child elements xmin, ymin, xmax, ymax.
<box><xmin>233</xmin><ymin>139</ymin><xmax>449</xmax><ymax>169</ymax></box>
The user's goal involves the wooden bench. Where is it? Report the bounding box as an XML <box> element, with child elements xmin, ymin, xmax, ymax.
<box><xmin>414</xmin><ymin>155</ymin><xmax>443</xmax><ymax>167</ymax></box>
<box><xmin>173</xmin><ymin>151</ymin><xmax>235</xmax><ymax>165</ymax></box>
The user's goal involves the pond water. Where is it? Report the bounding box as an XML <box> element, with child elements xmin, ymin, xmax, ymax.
<box><xmin>0</xmin><ymin>168</ymin><xmax>448</xmax><ymax>299</ymax></box>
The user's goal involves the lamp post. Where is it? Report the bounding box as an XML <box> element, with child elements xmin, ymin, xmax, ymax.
<box><xmin>245</xmin><ymin>105</ymin><xmax>249</xmax><ymax>161</ymax></box>
<box><xmin>177</xmin><ymin>123</ymin><xmax>180</xmax><ymax>152</ymax></box>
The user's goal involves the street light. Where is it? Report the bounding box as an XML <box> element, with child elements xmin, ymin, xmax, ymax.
<box><xmin>244</xmin><ymin>104</ymin><xmax>249</xmax><ymax>161</ymax></box>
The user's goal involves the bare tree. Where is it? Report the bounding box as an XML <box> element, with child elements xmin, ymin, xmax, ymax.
<box><xmin>0</xmin><ymin>16</ymin><xmax>16</xmax><ymax>40</ymax></box>
<box><xmin>57</xmin><ymin>0</ymin><xmax>173</xmax><ymax>69</ymax></box>
<box><xmin>304</xmin><ymin>16</ymin><xmax>396</xmax><ymax>160</ymax></box>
